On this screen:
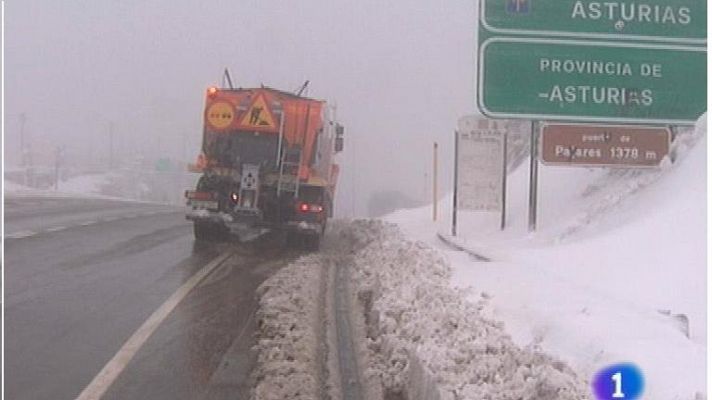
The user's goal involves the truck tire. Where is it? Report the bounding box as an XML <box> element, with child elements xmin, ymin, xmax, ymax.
<box><xmin>303</xmin><ymin>234</ymin><xmax>320</xmax><ymax>251</ymax></box>
<box><xmin>193</xmin><ymin>222</ymin><xmax>212</xmax><ymax>241</ymax></box>
<box><xmin>193</xmin><ymin>222</ymin><xmax>228</xmax><ymax>241</ymax></box>
<box><xmin>285</xmin><ymin>231</ymin><xmax>298</xmax><ymax>249</ymax></box>
<box><xmin>285</xmin><ymin>232</ymin><xmax>320</xmax><ymax>251</ymax></box>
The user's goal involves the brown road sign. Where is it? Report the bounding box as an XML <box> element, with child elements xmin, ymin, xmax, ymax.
<box><xmin>541</xmin><ymin>124</ymin><xmax>670</xmax><ymax>167</ymax></box>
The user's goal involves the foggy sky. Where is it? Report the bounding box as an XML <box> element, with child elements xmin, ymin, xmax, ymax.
<box><xmin>4</xmin><ymin>0</ymin><xmax>478</xmax><ymax>216</ymax></box>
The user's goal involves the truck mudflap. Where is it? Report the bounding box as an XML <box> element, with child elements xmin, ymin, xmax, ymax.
<box><xmin>285</xmin><ymin>220</ymin><xmax>323</xmax><ymax>235</ymax></box>
<box><xmin>284</xmin><ymin>221</ymin><xmax>323</xmax><ymax>251</ymax></box>
<box><xmin>186</xmin><ymin>208</ymin><xmax>272</xmax><ymax>242</ymax></box>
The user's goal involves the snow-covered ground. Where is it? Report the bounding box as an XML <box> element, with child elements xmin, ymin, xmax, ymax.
<box><xmin>4</xmin><ymin>169</ymin><xmax>197</xmax><ymax>205</ymax></box>
<box><xmin>4</xmin><ymin>176</ymin><xmax>116</xmax><ymax>200</ymax></box>
<box><xmin>253</xmin><ymin>221</ymin><xmax>590</xmax><ymax>399</ymax></box>
<box><xmin>386</xmin><ymin>117</ymin><xmax>707</xmax><ymax>400</ymax></box>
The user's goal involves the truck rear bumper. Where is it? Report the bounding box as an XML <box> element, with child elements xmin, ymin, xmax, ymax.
<box><xmin>285</xmin><ymin>220</ymin><xmax>323</xmax><ymax>235</ymax></box>
<box><xmin>186</xmin><ymin>209</ymin><xmax>233</xmax><ymax>224</ymax></box>
<box><xmin>186</xmin><ymin>208</ymin><xmax>267</xmax><ymax>231</ymax></box>
<box><xmin>186</xmin><ymin>209</ymin><xmax>323</xmax><ymax>235</ymax></box>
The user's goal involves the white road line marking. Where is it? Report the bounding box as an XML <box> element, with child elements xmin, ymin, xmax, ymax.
<box><xmin>78</xmin><ymin>220</ymin><xmax>97</xmax><ymax>226</ymax></box>
<box><xmin>5</xmin><ymin>230</ymin><xmax>38</xmax><ymax>239</ymax></box>
<box><xmin>44</xmin><ymin>226</ymin><xmax>68</xmax><ymax>233</ymax></box>
<box><xmin>75</xmin><ymin>250</ymin><xmax>235</xmax><ymax>400</ymax></box>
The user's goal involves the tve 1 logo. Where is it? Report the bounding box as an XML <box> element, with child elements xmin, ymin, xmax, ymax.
<box><xmin>592</xmin><ymin>363</ymin><xmax>644</xmax><ymax>400</ymax></box>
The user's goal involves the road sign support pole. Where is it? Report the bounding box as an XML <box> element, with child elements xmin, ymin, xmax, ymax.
<box><xmin>501</xmin><ymin>130</ymin><xmax>507</xmax><ymax>231</ymax></box>
<box><xmin>433</xmin><ymin>142</ymin><xmax>438</xmax><ymax>222</ymax></box>
<box><xmin>528</xmin><ymin>121</ymin><xmax>539</xmax><ymax>232</ymax></box>
<box><xmin>668</xmin><ymin>125</ymin><xmax>678</xmax><ymax>163</ymax></box>
<box><xmin>452</xmin><ymin>131</ymin><xmax>459</xmax><ymax>236</ymax></box>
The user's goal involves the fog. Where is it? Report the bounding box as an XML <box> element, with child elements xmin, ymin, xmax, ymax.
<box><xmin>4</xmin><ymin>0</ymin><xmax>477</xmax><ymax>216</ymax></box>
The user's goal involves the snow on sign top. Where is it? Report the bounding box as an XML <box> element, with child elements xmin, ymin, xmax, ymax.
<box><xmin>239</xmin><ymin>94</ymin><xmax>278</xmax><ymax>130</ymax></box>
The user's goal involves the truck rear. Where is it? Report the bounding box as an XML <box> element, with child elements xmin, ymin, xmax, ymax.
<box><xmin>185</xmin><ymin>86</ymin><xmax>344</xmax><ymax>249</ymax></box>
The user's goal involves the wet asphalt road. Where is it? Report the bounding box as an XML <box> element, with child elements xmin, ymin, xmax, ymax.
<box><xmin>5</xmin><ymin>195</ymin><xmax>294</xmax><ymax>400</ymax></box>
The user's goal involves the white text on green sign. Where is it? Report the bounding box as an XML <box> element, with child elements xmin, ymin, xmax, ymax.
<box><xmin>478</xmin><ymin>38</ymin><xmax>706</xmax><ymax>124</ymax></box>
<box><xmin>481</xmin><ymin>0</ymin><xmax>706</xmax><ymax>43</ymax></box>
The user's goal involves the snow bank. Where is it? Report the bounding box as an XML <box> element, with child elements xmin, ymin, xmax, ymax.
<box><xmin>5</xmin><ymin>169</ymin><xmax>198</xmax><ymax>205</ymax></box>
<box><xmin>386</xmin><ymin>115</ymin><xmax>707</xmax><ymax>400</ymax></box>
<box><xmin>335</xmin><ymin>220</ymin><xmax>589</xmax><ymax>400</ymax></box>
<box><xmin>3</xmin><ymin>180</ymin><xmax>39</xmax><ymax>194</ymax></box>
<box><xmin>251</xmin><ymin>221</ymin><xmax>591</xmax><ymax>399</ymax></box>
<box><xmin>57</xmin><ymin>172</ymin><xmax>112</xmax><ymax>194</ymax></box>
<box><xmin>251</xmin><ymin>255</ymin><xmax>326</xmax><ymax>400</ymax></box>
<box><xmin>3</xmin><ymin>177</ymin><xmax>113</xmax><ymax>200</ymax></box>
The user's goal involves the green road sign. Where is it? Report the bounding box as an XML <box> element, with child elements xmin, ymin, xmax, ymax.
<box><xmin>478</xmin><ymin>37</ymin><xmax>706</xmax><ymax>124</ymax></box>
<box><xmin>155</xmin><ymin>158</ymin><xmax>172</xmax><ymax>172</ymax></box>
<box><xmin>481</xmin><ymin>0</ymin><xmax>706</xmax><ymax>44</ymax></box>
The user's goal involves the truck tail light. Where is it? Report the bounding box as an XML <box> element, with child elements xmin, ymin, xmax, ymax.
<box><xmin>297</xmin><ymin>202</ymin><xmax>323</xmax><ymax>213</ymax></box>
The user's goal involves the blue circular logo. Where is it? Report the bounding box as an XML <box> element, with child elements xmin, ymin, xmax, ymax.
<box><xmin>592</xmin><ymin>363</ymin><xmax>644</xmax><ymax>400</ymax></box>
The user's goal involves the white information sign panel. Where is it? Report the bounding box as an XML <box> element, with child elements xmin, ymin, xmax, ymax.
<box><xmin>456</xmin><ymin>116</ymin><xmax>506</xmax><ymax>212</ymax></box>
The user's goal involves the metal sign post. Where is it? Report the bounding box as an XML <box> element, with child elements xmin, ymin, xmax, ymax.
<box><xmin>433</xmin><ymin>142</ymin><xmax>438</xmax><ymax>222</ymax></box>
<box><xmin>452</xmin><ymin>131</ymin><xmax>459</xmax><ymax>236</ymax></box>
<box><xmin>500</xmin><ymin>131</ymin><xmax>507</xmax><ymax>230</ymax></box>
<box><xmin>528</xmin><ymin>121</ymin><xmax>539</xmax><ymax>232</ymax></box>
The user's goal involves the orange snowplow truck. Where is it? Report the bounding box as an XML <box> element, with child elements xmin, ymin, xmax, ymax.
<box><xmin>185</xmin><ymin>85</ymin><xmax>343</xmax><ymax>249</ymax></box>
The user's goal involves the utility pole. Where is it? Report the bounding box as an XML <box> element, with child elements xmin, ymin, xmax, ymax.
<box><xmin>54</xmin><ymin>146</ymin><xmax>63</xmax><ymax>190</ymax></box>
<box><xmin>350</xmin><ymin>130</ymin><xmax>356</xmax><ymax>218</ymax></box>
<box><xmin>19</xmin><ymin>113</ymin><xmax>28</xmax><ymax>186</ymax></box>
<box><xmin>108</xmin><ymin>122</ymin><xmax>115</xmax><ymax>170</ymax></box>
<box><xmin>182</xmin><ymin>133</ymin><xmax>187</xmax><ymax>163</ymax></box>
<box><xmin>19</xmin><ymin>113</ymin><xmax>26</xmax><ymax>165</ymax></box>
<box><xmin>452</xmin><ymin>131</ymin><xmax>459</xmax><ymax>236</ymax></box>
<box><xmin>528</xmin><ymin>121</ymin><xmax>539</xmax><ymax>232</ymax></box>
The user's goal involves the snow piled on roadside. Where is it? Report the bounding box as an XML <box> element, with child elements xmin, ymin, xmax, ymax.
<box><xmin>336</xmin><ymin>220</ymin><xmax>589</xmax><ymax>400</ymax></box>
<box><xmin>385</xmin><ymin>115</ymin><xmax>707</xmax><ymax>400</ymax></box>
<box><xmin>251</xmin><ymin>221</ymin><xmax>590</xmax><ymax>399</ymax></box>
<box><xmin>3</xmin><ymin>178</ymin><xmax>115</xmax><ymax>200</ymax></box>
<box><xmin>57</xmin><ymin>172</ymin><xmax>113</xmax><ymax>195</ymax></box>
<box><xmin>251</xmin><ymin>255</ymin><xmax>324</xmax><ymax>400</ymax></box>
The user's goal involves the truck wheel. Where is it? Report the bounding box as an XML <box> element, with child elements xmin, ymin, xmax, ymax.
<box><xmin>194</xmin><ymin>222</ymin><xmax>228</xmax><ymax>241</ymax></box>
<box><xmin>285</xmin><ymin>231</ymin><xmax>298</xmax><ymax>249</ymax></box>
<box><xmin>304</xmin><ymin>234</ymin><xmax>321</xmax><ymax>251</ymax></box>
